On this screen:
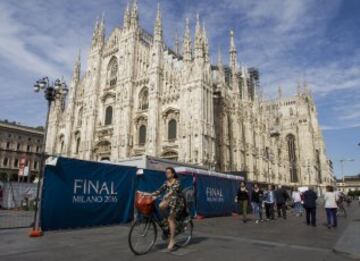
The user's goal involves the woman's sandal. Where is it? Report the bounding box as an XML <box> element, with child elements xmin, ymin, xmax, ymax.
<box><xmin>167</xmin><ymin>242</ymin><xmax>177</xmax><ymax>252</ymax></box>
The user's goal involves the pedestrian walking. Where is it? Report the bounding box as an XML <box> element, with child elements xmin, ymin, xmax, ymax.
<box><xmin>303</xmin><ymin>187</ymin><xmax>318</xmax><ymax>226</ymax></box>
<box><xmin>346</xmin><ymin>195</ymin><xmax>352</xmax><ymax>207</ymax></box>
<box><xmin>292</xmin><ymin>187</ymin><xmax>303</xmax><ymax>216</ymax></box>
<box><xmin>236</xmin><ymin>181</ymin><xmax>249</xmax><ymax>223</ymax></box>
<box><xmin>275</xmin><ymin>185</ymin><xmax>289</xmax><ymax>219</ymax></box>
<box><xmin>264</xmin><ymin>184</ymin><xmax>275</xmax><ymax>220</ymax></box>
<box><xmin>251</xmin><ymin>183</ymin><xmax>264</xmax><ymax>224</ymax></box>
<box><xmin>324</xmin><ymin>186</ymin><xmax>338</xmax><ymax>229</ymax></box>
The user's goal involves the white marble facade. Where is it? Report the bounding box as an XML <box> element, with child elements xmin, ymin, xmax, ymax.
<box><xmin>46</xmin><ymin>1</ymin><xmax>335</xmax><ymax>189</ymax></box>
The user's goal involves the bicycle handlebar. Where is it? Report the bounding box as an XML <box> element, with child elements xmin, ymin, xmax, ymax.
<box><xmin>136</xmin><ymin>191</ymin><xmax>159</xmax><ymax>199</ymax></box>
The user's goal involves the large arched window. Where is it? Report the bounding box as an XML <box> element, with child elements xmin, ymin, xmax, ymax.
<box><xmin>287</xmin><ymin>134</ymin><xmax>298</xmax><ymax>182</ymax></box>
<box><xmin>139</xmin><ymin>125</ymin><xmax>146</xmax><ymax>145</ymax></box>
<box><xmin>3</xmin><ymin>157</ymin><xmax>8</xmax><ymax>167</ymax></box>
<box><xmin>108</xmin><ymin>57</ymin><xmax>118</xmax><ymax>87</ymax></box>
<box><xmin>59</xmin><ymin>135</ymin><xmax>65</xmax><ymax>154</ymax></box>
<box><xmin>60</xmin><ymin>141</ymin><xmax>64</xmax><ymax>154</ymax></box>
<box><xmin>138</xmin><ymin>88</ymin><xmax>149</xmax><ymax>110</ymax></box>
<box><xmin>289</xmin><ymin>107</ymin><xmax>294</xmax><ymax>116</ymax></box>
<box><xmin>76</xmin><ymin>137</ymin><xmax>81</xmax><ymax>154</ymax></box>
<box><xmin>105</xmin><ymin>106</ymin><xmax>113</xmax><ymax>125</ymax></box>
<box><xmin>74</xmin><ymin>131</ymin><xmax>81</xmax><ymax>155</ymax></box>
<box><xmin>77</xmin><ymin>107</ymin><xmax>83</xmax><ymax>127</ymax></box>
<box><xmin>168</xmin><ymin>119</ymin><xmax>177</xmax><ymax>140</ymax></box>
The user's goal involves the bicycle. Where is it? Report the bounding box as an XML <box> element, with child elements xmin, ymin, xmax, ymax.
<box><xmin>128</xmin><ymin>191</ymin><xmax>193</xmax><ymax>255</ymax></box>
<box><xmin>337</xmin><ymin>201</ymin><xmax>347</xmax><ymax>218</ymax></box>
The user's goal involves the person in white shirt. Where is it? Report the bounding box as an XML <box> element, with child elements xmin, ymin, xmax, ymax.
<box><xmin>292</xmin><ymin>187</ymin><xmax>303</xmax><ymax>217</ymax></box>
<box><xmin>324</xmin><ymin>186</ymin><xmax>338</xmax><ymax>229</ymax></box>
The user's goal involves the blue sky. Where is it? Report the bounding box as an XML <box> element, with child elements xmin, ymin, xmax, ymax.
<box><xmin>0</xmin><ymin>0</ymin><xmax>359</xmax><ymax>177</ymax></box>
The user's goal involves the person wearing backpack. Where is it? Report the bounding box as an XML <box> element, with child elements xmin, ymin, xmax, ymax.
<box><xmin>236</xmin><ymin>181</ymin><xmax>249</xmax><ymax>223</ymax></box>
<box><xmin>302</xmin><ymin>187</ymin><xmax>318</xmax><ymax>226</ymax></box>
<box><xmin>275</xmin><ymin>185</ymin><xmax>289</xmax><ymax>219</ymax></box>
<box><xmin>251</xmin><ymin>183</ymin><xmax>264</xmax><ymax>224</ymax></box>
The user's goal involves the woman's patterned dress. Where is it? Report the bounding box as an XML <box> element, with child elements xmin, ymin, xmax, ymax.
<box><xmin>156</xmin><ymin>179</ymin><xmax>185</xmax><ymax>218</ymax></box>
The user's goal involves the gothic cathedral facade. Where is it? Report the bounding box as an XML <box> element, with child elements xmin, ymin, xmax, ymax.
<box><xmin>46</xmin><ymin>2</ymin><xmax>335</xmax><ymax>189</ymax></box>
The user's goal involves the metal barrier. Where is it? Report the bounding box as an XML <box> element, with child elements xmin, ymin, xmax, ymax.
<box><xmin>0</xmin><ymin>182</ymin><xmax>37</xmax><ymax>229</ymax></box>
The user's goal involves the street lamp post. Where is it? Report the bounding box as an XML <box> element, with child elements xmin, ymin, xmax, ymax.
<box><xmin>337</xmin><ymin>159</ymin><xmax>355</xmax><ymax>193</ymax></box>
<box><xmin>30</xmin><ymin>77</ymin><xmax>68</xmax><ymax>236</ymax></box>
<box><xmin>339</xmin><ymin>159</ymin><xmax>355</xmax><ymax>183</ymax></box>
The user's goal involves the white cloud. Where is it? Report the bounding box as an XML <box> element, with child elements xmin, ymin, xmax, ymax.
<box><xmin>0</xmin><ymin>3</ymin><xmax>60</xmax><ymax>77</ymax></box>
<box><xmin>321</xmin><ymin>123</ymin><xmax>360</xmax><ymax>131</ymax></box>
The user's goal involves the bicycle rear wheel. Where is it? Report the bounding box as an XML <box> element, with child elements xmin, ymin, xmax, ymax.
<box><xmin>128</xmin><ymin>218</ymin><xmax>158</xmax><ymax>255</ymax></box>
<box><xmin>175</xmin><ymin>218</ymin><xmax>193</xmax><ymax>248</ymax></box>
<box><xmin>342</xmin><ymin>207</ymin><xmax>347</xmax><ymax>218</ymax></box>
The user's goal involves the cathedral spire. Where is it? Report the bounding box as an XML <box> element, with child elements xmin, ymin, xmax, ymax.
<box><xmin>72</xmin><ymin>50</ymin><xmax>81</xmax><ymax>84</ymax></box>
<box><xmin>99</xmin><ymin>12</ymin><xmax>105</xmax><ymax>40</ymax></box>
<box><xmin>194</xmin><ymin>14</ymin><xmax>203</xmax><ymax>59</ymax></box>
<box><xmin>130</xmin><ymin>0</ymin><xmax>139</xmax><ymax>28</ymax></box>
<box><xmin>174</xmin><ymin>29</ymin><xmax>180</xmax><ymax>55</ymax></box>
<box><xmin>154</xmin><ymin>2</ymin><xmax>163</xmax><ymax>43</ymax></box>
<box><xmin>202</xmin><ymin>22</ymin><xmax>209</xmax><ymax>63</ymax></box>
<box><xmin>241</xmin><ymin>66</ymin><xmax>248</xmax><ymax>100</ymax></box>
<box><xmin>91</xmin><ymin>16</ymin><xmax>100</xmax><ymax>46</ymax></box>
<box><xmin>91</xmin><ymin>15</ymin><xmax>105</xmax><ymax>48</ymax></box>
<box><xmin>229</xmin><ymin>30</ymin><xmax>238</xmax><ymax>72</ymax></box>
<box><xmin>123</xmin><ymin>3</ymin><xmax>131</xmax><ymax>30</ymax></box>
<box><xmin>183</xmin><ymin>17</ymin><xmax>192</xmax><ymax>63</ymax></box>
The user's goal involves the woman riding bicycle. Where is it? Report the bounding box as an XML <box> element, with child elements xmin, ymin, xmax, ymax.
<box><xmin>151</xmin><ymin>167</ymin><xmax>185</xmax><ymax>251</ymax></box>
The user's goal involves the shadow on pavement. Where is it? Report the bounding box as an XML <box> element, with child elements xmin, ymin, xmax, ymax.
<box><xmin>155</xmin><ymin>236</ymin><xmax>208</xmax><ymax>249</ymax></box>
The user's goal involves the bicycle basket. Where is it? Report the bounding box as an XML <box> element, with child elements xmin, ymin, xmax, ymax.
<box><xmin>135</xmin><ymin>192</ymin><xmax>155</xmax><ymax>215</ymax></box>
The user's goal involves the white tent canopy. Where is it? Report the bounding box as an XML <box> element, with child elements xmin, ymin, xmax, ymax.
<box><xmin>174</xmin><ymin>166</ymin><xmax>244</xmax><ymax>181</ymax></box>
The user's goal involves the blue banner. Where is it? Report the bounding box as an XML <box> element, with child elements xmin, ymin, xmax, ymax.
<box><xmin>196</xmin><ymin>175</ymin><xmax>239</xmax><ymax>217</ymax></box>
<box><xmin>41</xmin><ymin>157</ymin><xmax>137</xmax><ymax>231</ymax></box>
<box><xmin>137</xmin><ymin>169</ymin><xmax>166</xmax><ymax>193</ymax></box>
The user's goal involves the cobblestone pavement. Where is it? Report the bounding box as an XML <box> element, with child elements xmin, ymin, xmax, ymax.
<box><xmin>0</xmin><ymin>204</ymin><xmax>359</xmax><ymax>261</ymax></box>
<box><xmin>0</xmin><ymin>210</ymin><xmax>33</xmax><ymax>229</ymax></box>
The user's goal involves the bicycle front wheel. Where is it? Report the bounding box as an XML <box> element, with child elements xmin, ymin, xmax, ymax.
<box><xmin>128</xmin><ymin>218</ymin><xmax>158</xmax><ymax>255</ymax></box>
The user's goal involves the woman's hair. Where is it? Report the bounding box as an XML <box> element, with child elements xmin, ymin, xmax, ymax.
<box><xmin>253</xmin><ymin>183</ymin><xmax>259</xmax><ymax>188</ymax></box>
<box><xmin>165</xmin><ymin>167</ymin><xmax>178</xmax><ymax>178</ymax></box>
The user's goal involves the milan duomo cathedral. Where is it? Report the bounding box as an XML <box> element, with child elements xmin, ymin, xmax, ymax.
<box><xmin>46</xmin><ymin>1</ymin><xmax>335</xmax><ymax>189</ymax></box>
